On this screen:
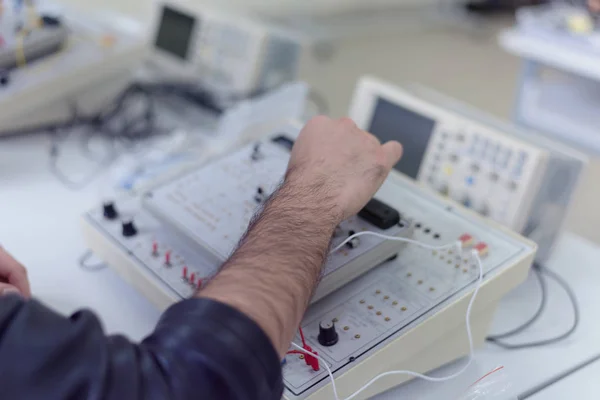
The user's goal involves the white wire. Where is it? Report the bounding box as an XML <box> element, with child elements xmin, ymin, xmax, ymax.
<box><xmin>330</xmin><ymin>231</ymin><xmax>460</xmax><ymax>254</ymax></box>
<box><xmin>292</xmin><ymin>247</ymin><xmax>485</xmax><ymax>400</ymax></box>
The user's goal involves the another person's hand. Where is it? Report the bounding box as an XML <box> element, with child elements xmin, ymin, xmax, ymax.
<box><xmin>0</xmin><ymin>247</ymin><xmax>31</xmax><ymax>297</ymax></box>
<box><xmin>590</xmin><ymin>0</ymin><xmax>600</xmax><ymax>13</ymax></box>
<box><xmin>286</xmin><ymin>116</ymin><xmax>403</xmax><ymax>221</ymax></box>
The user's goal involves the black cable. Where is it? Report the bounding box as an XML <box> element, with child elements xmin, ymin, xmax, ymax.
<box><xmin>487</xmin><ymin>266</ymin><xmax>548</xmax><ymax>340</ymax></box>
<box><xmin>78</xmin><ymin>250</ymin><xmax>107</xmax><ymax>272</ymax></box>
<box><xmin>3</xmin><ymin>80</ymin><xmax>263</xmax><ymax>190</ymax></box>
<box><xmin>487</xmin><ymin>263</ymin><xmax>580</xmax><ymax>350</ymax></box>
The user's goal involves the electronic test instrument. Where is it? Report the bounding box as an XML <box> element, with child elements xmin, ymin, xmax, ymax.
<box><xmin>147</xmin><ymin>0</ymin><xmax>302</xmax><ymax>99</ymax></box>
<box><xmin>349</xmin><ymin>76</ymin><xmax>587</xmax><ymax>262</ymax></box>
<box><xmin>82</xmin><ymin>118</ymin><xmax>537</xmax><ymax>400</ymax></box>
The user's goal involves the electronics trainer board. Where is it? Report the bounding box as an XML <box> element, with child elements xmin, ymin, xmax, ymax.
<box><xmin>82</xmin><ymin>122</ymin><xmax>536</xmax><ymax>400</ymax></box>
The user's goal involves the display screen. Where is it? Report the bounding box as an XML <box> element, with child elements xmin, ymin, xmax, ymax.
<box><xmin>368</xmin><ymin>97</ymin><xmax>436</xmax><ymax>179</ymax></box>
<box><xmin>154</xmin><ymin>6</ymin><xmax>197</xmax><ymax>60</ymax></box>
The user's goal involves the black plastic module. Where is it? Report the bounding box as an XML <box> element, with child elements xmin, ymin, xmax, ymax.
<box><xmin>271</xmin><ymin>135</ymin><xmax>295</xmax><ymax>152</ymax></box>
<box><xmin>358</xmin><ymin>198</ymin><xmax>401</xmax><ymax>229</ymax></box>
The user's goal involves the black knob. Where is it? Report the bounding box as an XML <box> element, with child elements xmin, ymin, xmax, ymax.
<box><xmin>251</xmin><ymin>143</ymin><xmax>261</xmax><ymax>161</ymax></box>
<box><xmin>0</xmin><ymin>71</ymin><xmax>9</xmax><ymax>86</ymax></box>
<box><xmin>103</xmin><ymin>202</ymin><xmax>118</xmax><ymax>220</ymax></box>
<box><xmin>318</xmin><ymin>321</ymin><xmax>339</xmax><ymax>347</ymax></box>
<box><xmin>122</xmin><ymin>220</ymin><xmax>137</xmax><ymax>237</ymax></box>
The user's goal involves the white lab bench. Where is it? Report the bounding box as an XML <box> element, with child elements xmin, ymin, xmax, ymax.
<box><xmin>2</xmin><ymin>133</ymin><xmax>600</xmax><ymax>399</ymax></box>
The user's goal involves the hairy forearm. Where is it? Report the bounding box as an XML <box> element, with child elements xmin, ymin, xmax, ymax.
<box><xmin>198</xmin><ymin>179</ymin><xmax>341</xmax><ymax>356</ymax></box>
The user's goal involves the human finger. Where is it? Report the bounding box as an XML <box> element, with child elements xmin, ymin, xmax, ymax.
<box><xmin>381</xmin><ymin>141</ymin><xmax>403</xmax><ymax>170</ymax></box>
<box><xmin>0</xmin><ymin>248</ymin><xmax>31</xmax><ymax>297</ymax></box>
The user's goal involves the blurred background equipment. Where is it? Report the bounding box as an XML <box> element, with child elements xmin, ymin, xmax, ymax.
<box><xmin>349</xmin><ymin>76</ymin><xmax>586</xmax><ymax>262</ymax></box>
<box><xmin>145</xmin><ymin>1</ymin><xmax>302</xmax><ymax>100</ymax></box>
<box><xmin>500</xmin><ymin>2</ymin><xmax>600</xmax><ymax>155</ymax></box>
<box><xmin>0</xmin><ymin>0</ymin><xmax>146</xmax><ymax>135</ymax></box>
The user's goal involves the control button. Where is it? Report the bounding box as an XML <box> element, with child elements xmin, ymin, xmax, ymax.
<box><xmin>518</xmin><ymin>151</ymin><xmax>529</xmax><ymax>165</ymax></box>
<box><xmin>102</xmin><ymin>202</ymin><xmax>118</xmax><ymax>220</ymax></box>
<box><xmin>434</xmin><ymin>153</ymin><xmax>442</xmax><ymax>162</ymax></box>
<box><xmin>479</xmin><ymin>203</ymin><xmax>490</xmax><ymax>217</ymax></box>
<box><xmin>489</xmin><ymin>172</ymin><xmax>499</xmax><ymax>182</ymax></box>
<box><xmin>471</xmin><ymin>164</ymin><xmax>480</xmax><ymax>173</ymax></box>
<box><xmin>121</xmin><ymin>220</ymin><xmax>137</xmax><ymax>237</ymax></box>
<box><xmin>456</xmin><ymin>133</ymin><xmax>465</xmax><ymax>142</ymax></box>
<box><xmin>438</xmin><ymin>184</ymin><xmax>449</xmax><ymax>196</ymax></box>
<box><xmin>427</xmin><ymin>175</ymin><xmax>435</xmax><ymax>185</ymax></box>
<box><xmin>318</xmin><ymin>321</ymin><xmax>339</xmax><ymax>347</ymax></box>
<box><xmin>251</xmin><ymin>143</ymin><xmax>262</xmax><ymax>161</ymax></box>
<box><xmin>514</xmin><ymin>164</ymin><xmax>524</xmax><ymax>178</ymax></box>
<box><xmin>502</xmin><ymin>150</ymin><xmax>513</xmax><ymax>168</ymax></box>
<box><xmin>437</xmin><ymin>142</ymin><xmax>445</xmax><ymax>151</ymax></box>
<box><xmin>459</xmin><ymin>233</ymin><xmax>474</xmax><ymax>248</ymax></box>
<box><xmin>441</xmin><ymin>132</ymin><xmax>449</xmax><ymax>139</ymax></box>
<box><xmin>449</xmin><ymin>153</ymin><xmax>459</xmax><ymax>163</ymax></box>
<box><xmin>0</xmin><ymin>72</ymin><xmax>9</xmax><ymax>86</ymax></box>
<box><xmin>462</xmin><ymin>196</ymin><xmax>472</xmax><ymax>208</ymax></box>
<box><xmin>465</xmin><ymin>176</ymin><xmax>475</xmax><ymax>187</ymax></box>
<box><xmin>443</xmin><ymin>165</ymin><xmax>453</xmax><ymax>176</ymax></box>
<box><xmin>255</xmin><ymin>186</ymin><xmax>267</xmax><ymax>203</ymax></box>
<box><xmin>474</xmin><ymin>242</ymin><xmax>489</xmax><ymax>258</ymax></box>
<box><xmin>508</xmin><ymin>181</ymin><xmax>518</xmax><ymax>191</ymax></box>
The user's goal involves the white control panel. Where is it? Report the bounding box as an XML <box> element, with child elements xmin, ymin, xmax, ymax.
<box><xmin>82</xmin><ymin>122</ymin><xmax>536</xmax><ymax>400</ymax></box>
<box><xmin>84</xmin><ymin>133</ymin><xmax>412</xmax><ymax>307</ymax></box>
<box><xmin>349</xmin><ymin>76</ymin><xmax>549</xmax><ymax>233</ymax></box>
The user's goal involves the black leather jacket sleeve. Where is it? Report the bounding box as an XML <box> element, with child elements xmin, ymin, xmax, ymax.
<box><xmin>0</xmin><ymin>295</ymin><xmax>284</xmax><ymax>400</ymax></box>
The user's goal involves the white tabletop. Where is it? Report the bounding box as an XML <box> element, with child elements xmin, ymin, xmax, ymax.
<box><xmin>2</xmin><ymin>133</ymin><xmax>600</xmax><ymax>399</ymax></box>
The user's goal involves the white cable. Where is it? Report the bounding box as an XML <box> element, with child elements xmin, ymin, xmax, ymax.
<box><xmin>293</xmin><ymin>247</ymin><xmax>485</xmax><ymax>400</ymax></box>
<box><xmin>330</xmin><ymin>231</ymin><xmax>460</xmax><ymax>254</ymax></box>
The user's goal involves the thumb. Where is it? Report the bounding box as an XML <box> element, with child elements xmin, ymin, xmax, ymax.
<box><xmin>381</xmin><ymin>141</ymin><xmax>403</xmax><ymax>170</ymax></box>
<box><xmin>0</xmin><ymin>283</ymin><xmax>22</xmax><ymax>297</ymax></box>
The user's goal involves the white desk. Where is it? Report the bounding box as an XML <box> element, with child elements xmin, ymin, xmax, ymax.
<box><xmin>2</xmin><ymin>133</ymin><xmax>600</xmax><ymax>399</ymax></box>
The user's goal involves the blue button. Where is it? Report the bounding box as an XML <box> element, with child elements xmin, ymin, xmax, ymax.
<box><xmin>466</xmin><ymin>176</ymin><xmax>475</xmax><ymax>186</ymax></box>
<box><xmin>519</xmin><ymin>151</ymin><xmax>528</xmax><ymax>162</ymax></box>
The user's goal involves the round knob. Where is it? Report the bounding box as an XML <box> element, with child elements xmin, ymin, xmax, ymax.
<box><xmin>318</xmin><ymin>321</ymin><xmax>339</xmax><ymax>347</ymax></box>
<box><xmin>0</xmin><ymin>71</ymin><xmax>9</xmax><ymax>86</ymax></box>
<box><xmin>102</xmin><ymin>202</ymin><xmax>118</xmax><ymax>220</ymax></box>
<box><xmin>122</xmin><ymin>220</ymin><xmax>137</xmax><ymax>237</ymax></box>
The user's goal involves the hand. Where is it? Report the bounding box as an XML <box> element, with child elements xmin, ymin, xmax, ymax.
<box><xmin>0</xmin><ymin>247</ymin><xmax>31</xmax><ymax>297</ymax></box>
<box><xmin>286</xmin><ymin>116</ymin><xmax>403</xmax><ymax>221</ymax></box>
<box><xmin>590</xmin><ymin>0</ymin><xmax>600</xmax><ymax>12</ymax></box>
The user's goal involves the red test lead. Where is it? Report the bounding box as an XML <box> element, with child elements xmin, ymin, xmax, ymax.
<box><xmin>182</xmin><ymin>266</ymin><xmax>188</xmax><ymax>280</ymax></box>
<box><xmin>152</xmin><ymin>241</ymin><xmax>158</xmax><ymax>256</ymax></box>
<box><xmin>190</xmin><ymin>273</ymin><xmax>196</xmax><ymax>285</ymax></box>
<box><xmin>165</xmin><ymin>251</ymin><xmax>171</xmax><ymax>265</ymax></box>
